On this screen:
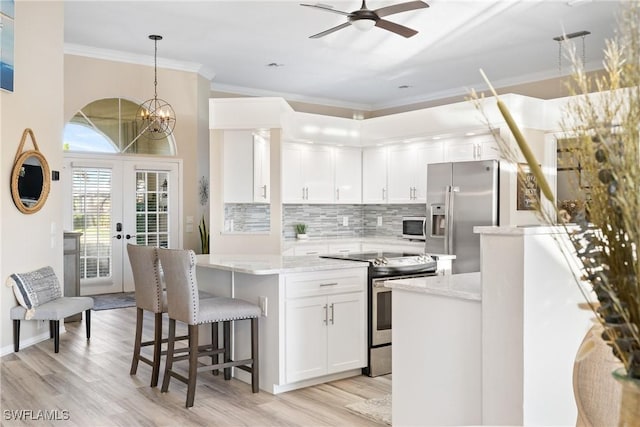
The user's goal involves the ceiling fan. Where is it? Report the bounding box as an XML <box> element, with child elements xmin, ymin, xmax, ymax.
<box><xmin>301</xmin><ymin>0</ymin><xmax>429</xmax><ymax>39</ymax></box>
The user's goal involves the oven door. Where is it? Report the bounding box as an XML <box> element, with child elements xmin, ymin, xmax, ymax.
<box><xmin>371</xmin><ymin>278</ymin><xmax>392</xmax><ymax>346</ymax></box>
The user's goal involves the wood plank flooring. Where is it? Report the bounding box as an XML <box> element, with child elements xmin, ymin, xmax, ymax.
<box><xmin>1</xmin><ymin>308</ymin><xmax>390</xmax><ymax>426</ymax></box>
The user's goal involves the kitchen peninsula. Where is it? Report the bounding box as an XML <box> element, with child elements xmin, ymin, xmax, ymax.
<box><xmin>387</xmin><ymin>272</ymin><xmax>482</xmax><ymax>426</ymax></box>
<box><xmin>195</xmin><ymin>254</ymin><xmax>368</xmax><ymax>394</ymax></box>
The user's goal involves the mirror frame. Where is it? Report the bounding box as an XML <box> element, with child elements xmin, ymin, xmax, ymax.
<box><xmin>11</xmin><ymin>149</ymin><xmax>51</xmax><ymax>214</ymax></box>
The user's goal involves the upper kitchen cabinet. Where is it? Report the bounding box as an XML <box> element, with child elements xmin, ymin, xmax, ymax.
<box><xmin>444</xmin><ymin>136</ymin><xmax>500</xmax><ymax>163</ymax></box>
<box><xmin>282</xmin><ymin>143</ymin><xmax>334</xmax><ymax>203</ymax></box>
<box><xmin>362</xmin><ymin>147</ymin><xmax>388</xmax><ymax>204</ymax></box>
<box><xmin>334</xmin><ymin>147</ymin><xmax>362</xmax><ymax>204</ymax></box>
<box><xmin>223</xmin><ymin>130</ymin><xmax>270</xmax><ymax>204</ymax></box>
<box><xmin>387</xmin><ymin>142</ymin><xmax>444</xmax><ymax>204</ymax></box>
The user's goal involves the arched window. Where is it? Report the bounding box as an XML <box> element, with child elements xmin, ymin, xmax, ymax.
<box><xmin>64</xmin><ymin>98</ymin><xmax>175</xmax><ymax>155</ymax></box>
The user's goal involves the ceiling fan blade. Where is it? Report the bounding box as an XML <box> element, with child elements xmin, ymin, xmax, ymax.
<box><xmin>374</xmin><ymin>1</ymin><xmax>429</xmax><ymax>18</ymax></box>
<box><xmin>375</xmin><ymin>19</ymin><xmax>418</xmax><ymax>38</ymax></box>
<box><xmin>309</xmin><ymin>22</ymin><xmax>352</xmax><ymax>38</ymax></box>
<box><xmin>300</xmin><ymin>3</ymin><xmax>351</xmax><ymax>16</ymax></box>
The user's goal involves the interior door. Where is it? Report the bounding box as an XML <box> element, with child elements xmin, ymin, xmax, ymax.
<box><xmin>64</xmin><ymin>155</ymin><xmax>180</xmax><ymax>295</ymax></box>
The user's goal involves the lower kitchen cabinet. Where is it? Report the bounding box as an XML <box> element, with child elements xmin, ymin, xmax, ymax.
<box><xmin>284</xmin><ymin>270</ymin><xmax>366</xmax><ymax>384</ymax></box>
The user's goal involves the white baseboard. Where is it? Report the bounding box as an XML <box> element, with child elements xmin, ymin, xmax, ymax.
<box><xmin>0</xmin><ymin>324</ymin><xmax>68</xmax><ymax>357</ymax></box>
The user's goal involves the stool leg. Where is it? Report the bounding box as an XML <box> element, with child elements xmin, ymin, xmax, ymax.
<box><xmin>151</xmin><ymin>312</ymin><xmax>162</xmax><ymax>387</ymax></box>
<box><xmin>211</xmin><ymin>322</ymin><xmax>219</xmax><ymax>376</ymax></box>
<box><xmin>186</xmin><ymin>324</ymin><xmax>199</xmax><ymax>408</ymax></box>
<box><xmin>161</xmin><ymin>318</ymin><xmax>177</xmax><ymax>393</ymax></box>
<box><xmin>49</xmin><ymin>320</ymin><xmax>55</xmax><ymax>339</ymax></box>
<box><xmin>223</xmin><ymin>321</ymin><xmax>231</xmax><ymax>381</ymax></box>
<box><xmin>251</xmin><ymin>317</ymin><xmax>259</xmax><ymax>393</ymax></box>
<box><xmin>85</xmin><ymin>309</ymin><xmax>91</xmax><ymax>339</ymax></box>
<box><xmin>13</xmin><ymin>320</ymin><xmax>20</xmax><ymax>352</ymax></box>
<box><xmin>53</xmin><ymin>320</ymin><xmax>60</xmax><ymax>353</ymax></box>
<box><xmin>130</xmin><ymin>308</ymin><xmax>144</xmax><ymax>376</ymax></box>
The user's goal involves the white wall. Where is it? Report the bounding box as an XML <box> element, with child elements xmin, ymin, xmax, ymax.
<box><xmin>1</xmin><ymin>1</ymin><xmax>64</xmax><ymax>353</ymax></box>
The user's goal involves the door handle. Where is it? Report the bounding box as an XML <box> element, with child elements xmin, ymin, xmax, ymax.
<box><xmin>113</xmin><ymin>234</ymin><xmax>122</xmax><ymax>240</ymax></box>
<box><xmin>330</xmin><ymin>303</ymin><xmax>335</xmax><ymax>325</ymax></box>
<box><xmin>116</xmin><ymin>222</ymin><xmax>123</xmax><ymax>232</ymax></box>
<box><xmin>125</xmin><ymin>234</ymin><xmax>136</xmax><ymax>240</ymax></box>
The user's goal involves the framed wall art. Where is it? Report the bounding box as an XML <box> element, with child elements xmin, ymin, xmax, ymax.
<box><xmin>1</xmin><ymin>0</ymin><xmax>15</xmax><ymax>92</ymax></box>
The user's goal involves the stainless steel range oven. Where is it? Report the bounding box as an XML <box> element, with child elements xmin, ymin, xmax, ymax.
<box><xmin>321</xmin><ymin>251</ymin><xmax>437</xmax><ymax>377</ymax></box>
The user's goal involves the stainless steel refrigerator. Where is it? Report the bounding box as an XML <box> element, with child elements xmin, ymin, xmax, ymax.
<box><xmin>425</xmin><ymin>160</ymin><xmax>499</xmax><ymax>274</ymax></box>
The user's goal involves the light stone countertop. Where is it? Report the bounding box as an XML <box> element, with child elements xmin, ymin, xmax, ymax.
<box><xmin>282</xmin><ymin>236</ymin><xmax>425</xmax><ymax>251</ymax></box>
<box><xmin>384</xmin><ymin>272</ymin><xmax>481</xmax><ymax>301</ymax></box>
<box><xmin>196</xmin><ymin>254</ymin><xmax>369</xmax><ymax>275</ymax></box>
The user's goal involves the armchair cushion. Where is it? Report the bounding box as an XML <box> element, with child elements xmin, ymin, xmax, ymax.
<box><xmin>6</xmin><ymin>266</ymin><xmax>62</xmax><ymax>319</ymax></box>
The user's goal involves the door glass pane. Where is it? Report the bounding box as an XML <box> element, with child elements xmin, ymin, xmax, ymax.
<box><xmin>135</xmin><ymin>170</ymin><xmax>170</xmax><ymax>248</ymax></box>
<box><xmin>72</xmin><ymin>168</ymin><xmax>113</xmax><ymax>280</ymax></box>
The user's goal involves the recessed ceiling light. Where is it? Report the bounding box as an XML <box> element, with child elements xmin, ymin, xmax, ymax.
<box><xmin>432</xmin><ymin>136</ymin><xmax>442</xmax><ymax>140</ymax></box>
<box><xmin>465</xmin><ymin>132</ymin><xmax>476</xmax><ymax>137</ymax></box>
<box><xmin>266</xmin><ymin>62</ymin><xmax>284</xmax><ymax>68</ymax></box>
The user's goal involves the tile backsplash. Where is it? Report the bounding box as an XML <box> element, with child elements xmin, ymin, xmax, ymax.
<box><xmin>224</xmin><ymin>203</ymin><xmax>426</xmax><ymax>237</ymax></box>
<box><xmin>283</xmin><ymin>204</ymin><xmax>425</xmax><ymax>239</ymax></box>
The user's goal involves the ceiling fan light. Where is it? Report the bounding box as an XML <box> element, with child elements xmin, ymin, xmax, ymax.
<box><xmin>352</xmin><ymin>18</ymin><xmax>376</xmax><ymax>31</ymax></box>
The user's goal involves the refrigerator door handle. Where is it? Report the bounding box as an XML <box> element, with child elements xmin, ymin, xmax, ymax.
<box><xmin>444</xmin><ymin>186</ymin><xmax>460</xmax><ymax>255</ymax></box>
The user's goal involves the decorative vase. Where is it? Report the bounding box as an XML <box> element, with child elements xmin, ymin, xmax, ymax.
<box><xmin>296</xmin><ymin>233</ymin><xmax>308</xmax><ymax>240</ymax></box>
<box><xmin>612</xmin><ymin>368</ymin><xmax>640</xmax><ymax>427</ymax></box>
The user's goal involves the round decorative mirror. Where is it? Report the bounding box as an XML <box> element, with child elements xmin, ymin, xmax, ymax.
<box><xmin>11</xmin><ymin>129</ymin><xmax>51</xmax><ymax>214</ymax></box>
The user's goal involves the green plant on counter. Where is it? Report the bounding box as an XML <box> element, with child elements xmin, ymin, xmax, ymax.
<box><xmin>199</xmin><ymin>215</ymin><xmax>210</xmax><ymax>254</ymax></box>
<box><xmin>295</xmin><ymin>223</ymin><xmax>308</xmax><ymax>235</ymax></box>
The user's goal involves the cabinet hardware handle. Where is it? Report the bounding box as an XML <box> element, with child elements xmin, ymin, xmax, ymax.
<box><xmin>330</xmin><ymin>303</ymin><xmax>335</xmax><ymax>325</ymax></box>
<box><xmin>302</xmin><ymin>187</ymin><xmax>305</xmax><ymax>200</ymax></box>
<box><xmin>306</xmin><ymin>251</ymin><xmax>319</xmax><ymax>255</ymax></box>
<box><xmin>262</xmin><ymin>185</ymin><xmax>267</xmax><ymax>199</ymax></box>
<box><xmin>320</xmin><ymin>282</ymin><xmax>338</xmax><ymax>287</ymax></box>
<box><xmin>323</xmin><ymin>304</ymin><xmax>328</xmax><ymax>324</ymax></box>
<box><xmin>336</xmin><ymin>188</ymin><xmax>340</xmax><ymax>201</ymax></box>
<box><xmin>382</xmin><ymin>188</ymin><xmax>386</xmax><ymax>200</ymax></box>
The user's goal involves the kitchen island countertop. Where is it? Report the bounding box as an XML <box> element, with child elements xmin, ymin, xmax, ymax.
<box><xmin>196</xmin><ymin>253</ymin><xmax>368</xmax><ymax>275</ymax></box>
<box><xmin>384</xmin><ymin>272</ymin><xmax>481</xmax><ymax>301</ymax></box>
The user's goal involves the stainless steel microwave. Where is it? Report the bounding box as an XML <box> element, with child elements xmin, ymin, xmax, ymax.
<box><xmin>402</xmin><ymin>217</ymin><xmax>426</xmax><ymax>240</ymax></box>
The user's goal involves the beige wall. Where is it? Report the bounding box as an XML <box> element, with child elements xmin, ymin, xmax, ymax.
<box><xmin>1</xmin><ymin>2</ymin><xmax>64</xmax><ymax>353</ymax></box>
<box><xmin>64</xmin><ymin>55</ymin><xmax>211</xmax><ymax>253</ymax></box>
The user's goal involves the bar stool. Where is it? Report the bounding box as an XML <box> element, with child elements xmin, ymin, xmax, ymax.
<box><xmin>157</xmin><ymin>248</ymin><xmax>260</xmax><ymax>408</ymax></box>
<box><xmin>127</xmin><ymin>244</ymin><xmax>189</xmax><ymax>387</ymax></box>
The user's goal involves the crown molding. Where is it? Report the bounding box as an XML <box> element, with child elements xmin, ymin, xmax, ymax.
<box><xmin>64</xmin><ymin>43</ymin><xmax>216</xmax><ymax>80</ymax></box>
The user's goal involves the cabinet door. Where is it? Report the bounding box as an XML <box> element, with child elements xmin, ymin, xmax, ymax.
<box><xmin>303</xmin><ymin>146</ymin><xmax>334</xmax><ymax>203</ymax></box>
<box><xmin>253</xmin><ymin>135</ymin><xmax>270</xmax><ymax>202</ymax></box>
<box><xmin>362</xmin><ymin>147</ymin><xmax>388</xmax><ymax>203</ymax></box>
<box><xmin>334</xmin><ymin>148</ymin><xmax>362</xmax><ymax>204</ymax></box>
<box><xmin>416</xmin><ymin>142</ymin><xmax>444</xmax><ymax>203</ymax></box>
<box><xmin>445</xmin><ymin>140</ymin><xmax>477</xmax><ymax>163</ymax></box>
<box><xmin>282</xmin><ymin>143</ymin><xmax>305</xmax><ymax>203</ymax></box>
<box><xmin>327</xmin><ymin>292</ymin><xmax>366</xmax><ymax>374</ymax></box>
<box><xmin>285</xmin><ymin>296</ymin><xmax>328</xmax><ymax>382</ymax></box>
<box><xmin>388</xmin><ymin>145</ymin><xmax>417</xmax><ymax>203</ymax></box>
<box><xmin>476</xmin><ymin>140</ymin><xmax>500</xmax><ymax>160</ymax></box>
<box><xmin>223</xmin><ymin>130</ymin><xmax>254</xmax><ymax>203</ymax></box>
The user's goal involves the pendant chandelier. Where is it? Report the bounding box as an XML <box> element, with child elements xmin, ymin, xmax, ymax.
<box><xmin>135</xmin><ymin>35</ymin><xmax>176</xmax><ymax>140</ymax></box>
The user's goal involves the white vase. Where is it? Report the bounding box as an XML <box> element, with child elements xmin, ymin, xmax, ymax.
<box><xmin>297</xmin><ymin>233</ymin><xmax>308</xmax><ymax>240</ymax></box>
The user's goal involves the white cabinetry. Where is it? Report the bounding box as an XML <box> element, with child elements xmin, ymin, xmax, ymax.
<box><xmin>445</xmin><ymin>139</ymin><xmax>499</xmax><ymax>162</ymax></box>
<box><xmin>387</xmin><ymin>142</ymin><xmax>444</xmax><ymax>204</ymax></box>
<box><xmin>362</xmin><ymin>147</ymin><xmax>388</xmax><ymax>203</ymax></box>
<box><xmin>223</xmin><ymin>130</ymin><xmax>270</xmax><ymax>203</ymax></box>
<box><xmin>334</xmin><ymin>147</ymin><xmax>362</xmax><ymax>203</ymax></box>
<box><xmin>284</xmin><ymin>269</ymin><xmax>366</xmax><ymax>383</ymax></box>
<box><xmin>253</xmin><ymin>134</ymin><xmax>270</xmax><ymax>202</ymax></box>
<box><xmin>283</xmin><ymin>143</ymin><xmax>334</xmax><ymax>203</ymax></box>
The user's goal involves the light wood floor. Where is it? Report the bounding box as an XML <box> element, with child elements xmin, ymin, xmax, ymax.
<box><xmin>1</xmin><ymin>307</ymin><xmax>390</xmax><ymax>426</ymax></box>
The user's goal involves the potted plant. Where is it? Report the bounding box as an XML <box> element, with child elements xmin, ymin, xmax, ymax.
<box><xmin>295</xmin><ymin>223</ymin><xmax>308</xmax><ymax>240</ymax></box>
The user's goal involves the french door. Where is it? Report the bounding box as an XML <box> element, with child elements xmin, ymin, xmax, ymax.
<box><xmin>63</xmin><ymin>155</ymin><xmax>181</xmax><ymax>295</ymax></box>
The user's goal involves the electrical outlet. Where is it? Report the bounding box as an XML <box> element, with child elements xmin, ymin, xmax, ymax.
<box><xmin>377</xmin><ymin>216</ymin><xmax>383</xmax><ymax>226</ymax></box>
<box><xmin>342</xmin><ymin>216</ymin><xmax>349</xmax><ymax>227</ymax></box>
<box><xmin>259</xmin><ymin>296</ymin><xmax>268</xmax><ymax>317</ymax></box>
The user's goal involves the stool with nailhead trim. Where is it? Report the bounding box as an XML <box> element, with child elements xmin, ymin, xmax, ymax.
<box><xmin>157</xmin><ymin>248</ymin><xmax>260</xmax><ymax>408</ymax></box>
